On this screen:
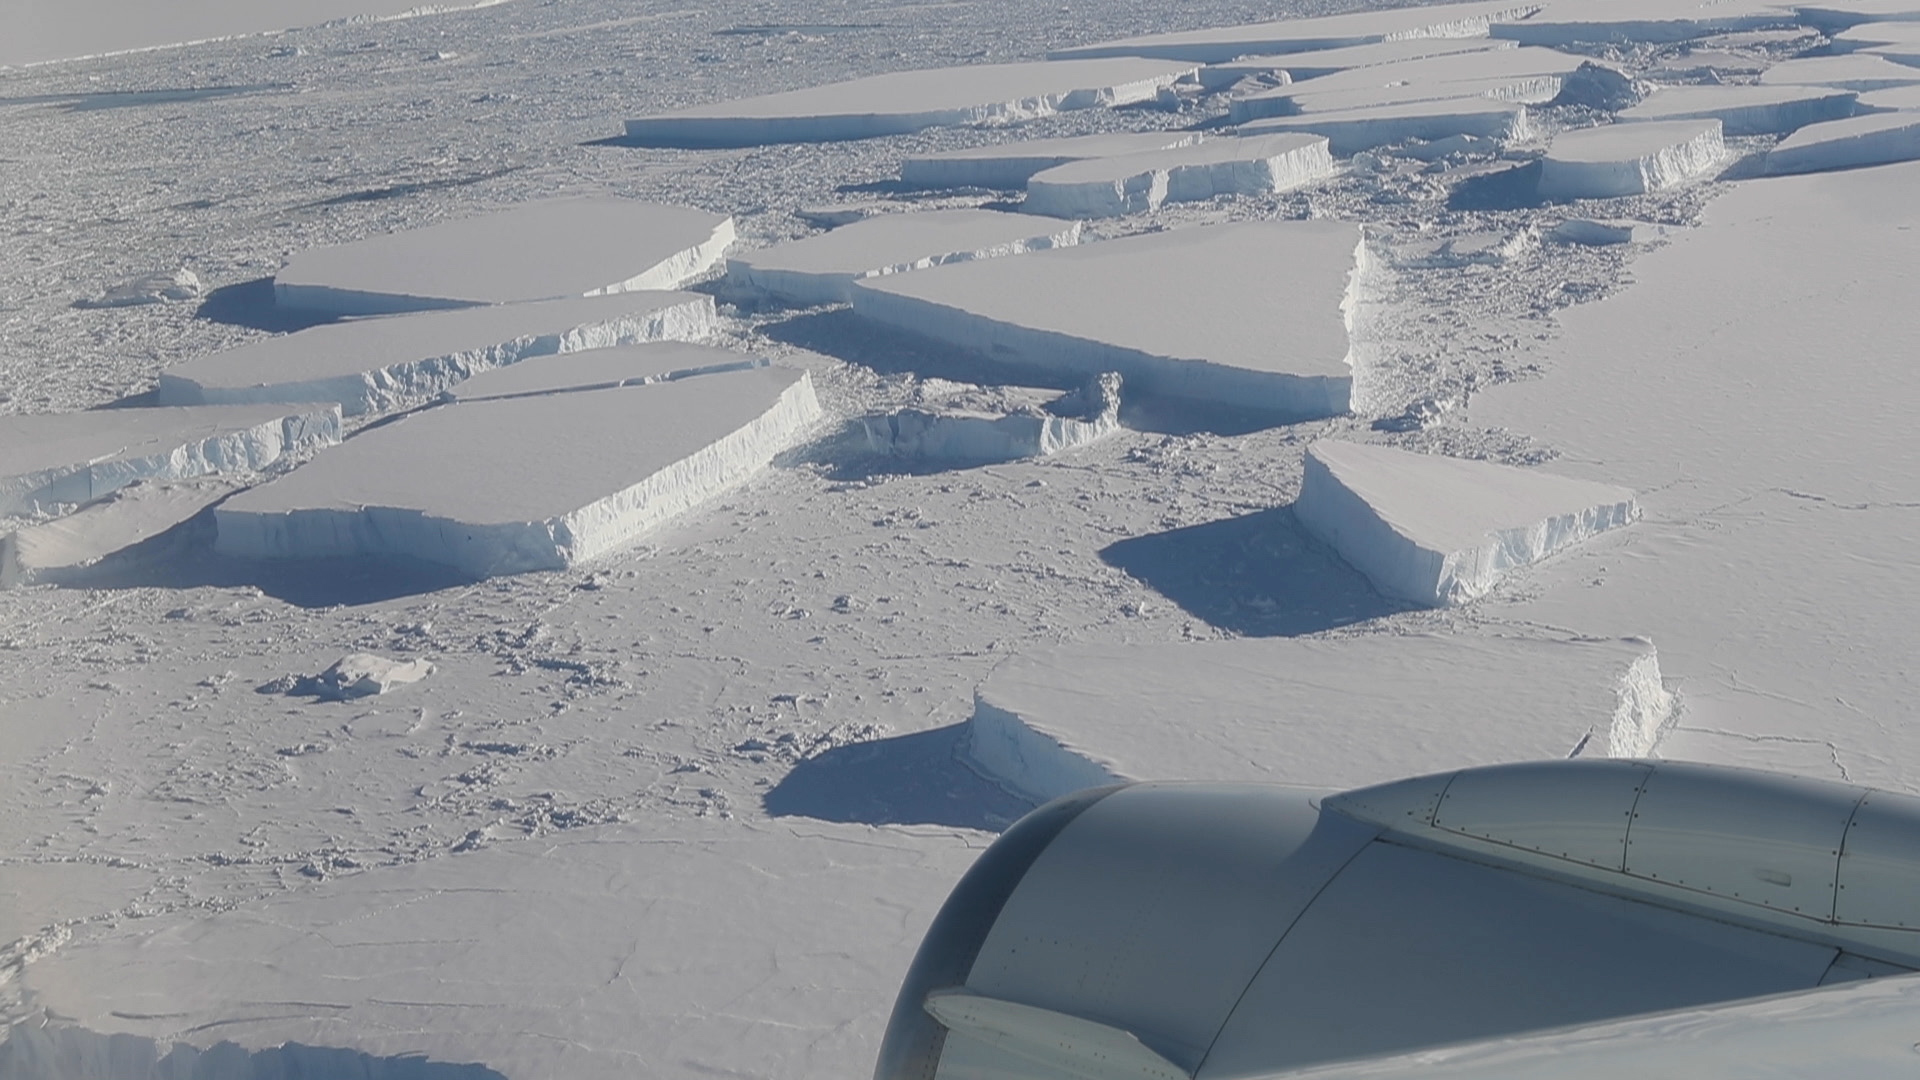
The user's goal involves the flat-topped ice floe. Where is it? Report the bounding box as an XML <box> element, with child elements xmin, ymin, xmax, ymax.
<box><xmin>214</xmin><ymin>347</ymin><xmax>820</xmax><ymax>577</ymax></box>
<box><xmin>1618</xmin><ymin>84</ymin><xmax>1858</xmax><ymax>135</ymax></box>
<box><xmin>898</xmin><ymin>131</ymin><xmax>1199</xmax><ymax>189</ymax></box>
<box><xmin>1228</xmin><ymin>46</ymin><xmax>1587</xmax><ymax>122</ymax></box>
<box><xmin>1759</xmin><ymin>53</ymin><xmax>1920</xmax><ymax>90</ymax></box>
<box><xmin>1</xmin><ymin>478</ymin><xmax>235</xmax><ymax>589</ymax></box>
<box><xmin>1538</xmin><ymin>120</ymin><xmax>1725</xmax><ymax>199</ymax></box>
<box><xmin>1240</xmin><ymin>97</ymin><xmax>1534</xmax><ymax>154</ymax></box>
<box><xmin>158</xmin><ymin>291</ymin><xmax>716</xmax><ymax>417</ymax></box>
<box><xmin>0</xmin><ymin>405</ymin><xmax>341</xmax><ymax>518</ymax></box>
<box><xmin>966</xmin><ymin>634</ymin><xmax>1672</xmax><ymax>802</ymax></box>
<box><xmin>1199</xmin><ymin>37</ymin><xmax>1517</xmax><ymax>90</ymax></box>
<box><xmin>724</xmin><ymin>209</ymin><xmax>1081</xmax><ymax>307</ymax></box>
<box><xmin>1048</xmin><ymin>1</ymin><xmax>1543</xmax><ymax>63</ymax></box>
<box><xmin>273</xmin><ymin>198</ymin><xmax>735</xmax><ymax>316</ymax></box>
<box><xmin>1293</xmin><ymin>439</ymin><xmax>1639</xmax><ymax>607</ymax></box>
<box><xmin>1765</xmin><ymin>110</ymin><xmax>1920</xmax><ymax>172</ymax></box>
<box><xmin>621</xmin><ymin>59</ymin><xmax>1198</xmax><ymax>148</ymax></box>
<box><xmin>1489</xmin><ymin>0</ymin><xmax>1796</xmax><ymax>45</ymax></box>
<box><xmin>850</xmin><ymin>221</ymin><xmax>1368</xmax><ymax>419</ymax></box>
<box><xmin>1022</xmin><ymin>134</ymin><xmax>1334</xmax><ymax>218</ymax></box>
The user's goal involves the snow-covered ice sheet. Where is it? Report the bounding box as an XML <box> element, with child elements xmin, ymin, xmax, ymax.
<box><xmin>1228</xmin><ymin>46</ymin><xmax>1587</xmax><ymax>122</ymax></box>
<box><xmin>215</xmin><ymin>353</ymin><xmax>821</xmax><ymax>577</ymax></box>
<box><xmin>157</xmin><ymin>291</ymin><xmax>717</xmax><ymax>416</ymax></box>
<box><xmin>898</xmin><ymin>132</ymin><xmax>1200</xmax><ymax>189</ymax></box>
<box><xmin>1022</xmin><ymin>134</ymin><xmax>1334</xmax><ymax>219</ymax></box>
<box><xmin>1239</xmin><ymin>97</ymin><xmax>1533</xmax><ymax>154</ymax></box>
<box><xmin>1198</xmin><ymin>37</ymin><xmax>1516</xmax><ymax>90</ymax></box>
<box><xmin>1618</xmin><ymin>84</ymin><xmax>1859</xmax><ymax>135</ymax></box>
<box><xmin>1765</xmin><ymin>110</ymin><xmax>1920</xmax><ymax>172</ymax></box>
<box><xmin>0</xmin><ymin>405</ymin><xmax>341</xmax><ymax>517</ymax></box>
<box><xmin>850</xmin><ymin>221</ymin><xmax>1368</xmax><ymax>418</ymax></box>
<box><xmin>0</xmin><ymin>478</ymin><xmax>235</xmax><ymax>589</ymax></box>
<box><xmin>1758</xmin><ymin>53</ymin><xmax>1920</xmax><ymax>90</ymax></box>
<box><xmin>725</xmin><ymin>209</ymin><xmax>1081</xmax><ymax>307</ymax></box>
<box><xmin>2</xmin><ymin>0</ymin><xmax>508</xmax><ymax>67</ymax></box>
<box><xmin>621</xmin><ymin>59</ymin><xmax>1198</xmax><ymax>148</ymax></box>
<box><xmin>965</xmin><ymin>634</ymin><xmax>1672</xmax><ymax>802</ymax></box>
<box><xmin>14</xmin><ymin>816</ymin><xmax>984</xmax><ymax>1080</ymax></box>
<box><xmin>1293</xmin><ymin>440</ymin><xmax>1638</xmax><ymax>607</ymax></box>
<box><xmin>273</xmin><ymin>198</ymin><xmax>735</xmax><ymax>316</ymax></box>
<box><xmin>1048</xmin><ymin>2</ymin><xmax>1544</xmax><ymax>63</ymax></box>
<box><xmin>1538</xmin><ymin>120</ymin><xmax>1726</xmax><ymax>198</ymax></box>
<box><xmin>1489</xmin><ymin>0</ymin><xmax>1798</xmax><ymax>45</ymax></box>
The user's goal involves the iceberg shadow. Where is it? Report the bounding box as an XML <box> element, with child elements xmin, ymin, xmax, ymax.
<box><xmin>764</xmin><ymin>723</ymin><xmax>1033</xmax><ymax>831</ymax></box>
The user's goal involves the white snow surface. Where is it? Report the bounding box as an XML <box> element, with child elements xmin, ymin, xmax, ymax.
<box><xmin>157</xmin><ymin>291</ymin><xmax>718</xmax><ymax>416</ymax></box>
<box><xmin>1198</xmin><ymin>37</ymin><xmax>1516</xmax><ymax>89</ymax></box>
<box><xmin>621</xmin><ymin>59</ymin><xmax>1199</xmax><ymax>147</ymax></box>
<box><xmin>724</xmin><ymin>209</ymin><xmax>1082</xmax><ymax>307</ymax></box>
<box><xmin>966</xmin><ymin>634</ymin><xmax>1673</xmax><ymax>802</ymax></box>
<box><xmin>1765</xmin><ymin>110</ymin><xmax>1920</xmax><ymax>172</ymax></box>
<box><xmin>1022</xmin><ymin>134</ymin><xmax>1335</xmax><ymax>219</ymax></box>
<box><xmin>850</xmin><ymin>221</ymin><xmax>1368</xmax><ymax>417</ymax></box>
<box><xmin>1048</xmin><ymin>2</ymin><xmax>1544</xmax><ymax>62</ymax></box>
<box><xmin>1538</xmin><ymin>119</ymin><xmax>1726</xmax><ymax>198</ymax></box>
<box><xmin>1239</xmin><ymin>97</ymin><xmax>1534</xmax><ymax>154</ymax></box>
<box><xmin>1758</xmin><ymin>53</ymin><xmax>1920</xmax><ymax>90</ymax></box>
<box><xmin>273</xmin><ymin>198</ymin><xmax>736</xmax><ymax>315</ymax></box>
<box><xmin>898</xmin><ymin>131</ymin><xmax>1201</xmax><ymax>190</ymax></box>
<box><xmin>1228</xmin><ymin>46</ymin><xmax>1587</xmax><ymax>121</ymax></box>
<box><xmin>439</xmin><ymin>341</ymin><xmax>768</xmax><ymax>402</ymax></box>
<box><xmin>1618</xmin><ymin>84</ymin><xmax>1860</xmax><ymax>136</ymax></box>
<box><xmin>1294</xmin><ymin>440</ymin><xmax>1639</xmax><ymax>607</ymax></box>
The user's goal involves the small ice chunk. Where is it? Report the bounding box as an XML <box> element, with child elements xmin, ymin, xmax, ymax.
<box><xmin>1228</xmin><ymin>47</ymin><xmax>1587</xmax><ymax>122</ymax></box>
<box><xmin>1390</xmin><ymin>229</ymin><xmax>1532</xmax><ymax>268</ymax></box>
<box><xmin>1239</xmin><ymin>97</ymin><xmax>1534</xmax><ymax>155</ymax></box>
<box><xmin>1049</xmin><ymin>2</ymin><xmax>1543</xmax><ymax>63</ymax></box>
<box><xmin>314</xmin><ymin>653</ymin><xmax>435</xmax><ymax>701</ymax></box>
<box><xmin>899</xmin><ymin>131</ymin><xmax>1201</xmax><ymax>190</ymax></box>
<box><xmin>1022</xmin><ymin>134</ymin><xmax>1334</xmax><ymax>219</ymax></box>
<box><xmin>1293</xmin><ymin>439</ymin><xmax>1639</xmax><ymax>607</ymax></box>
<box><xmin>861</xmin><ymin>374</ymin><xmax>1122</xmax><ymax>464</ymax></box>
<box><xmin>1618</xmin><ymin>84</ymin><xmax>1859</xmax><ymax>136</ymax></box>
<box><xmin>725</xmin><ymin>209</ymin><xmax>1082</xmax><ymax>306</ymax></box>
<box><xmin>0</xmin><ymin>478</ymin><xmax>234</xmax><ymax>589</ymax></box>
<box><xmin>1549</xmin><ymin>217</ymin><xmax>1686</xmax><ymax>245</ymax></box>
<box><xmin>76</xmin><ymin>268</ymin><xmax>202</xmax><ymax>309</ymax></box>
<box><xmin>1198</xmin><ymin>38</ymin><xmax>1517</xmax><ymax>90</ymax></box>
<box><xmin>1765</xmin><ymin>111</ymin><xmax>1920</xmax><ymax>174</ymax></box>
<box><xmin>1758</xmin><ymin>54</ymin><xmax>1920</xmax><ymax>92</ymax></box>
<box><xmin>1647</xmin><ymin>48</ymin><xmax>1770</xmax><ymax>79</ymax></box>
<box><xmin>1489</xmin><ymin>0</ymin><xmax>1797</xmax><ymax>46</ymax></box>
<box><xmin>1538</xmin><ymin>119</ymin><xmax>1725</xmax><ymax>199</ymax></box>
<box><xmin>274</xmin><ymin>198</ymin><xmax>735</xmax><ymax>316</ymax></box>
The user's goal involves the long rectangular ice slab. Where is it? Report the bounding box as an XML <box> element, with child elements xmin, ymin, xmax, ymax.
<box><xmin>1539</xmin><ymin>120</ymin><xmax>1726</xmax><ymax>198</ymax></box>
<box><xmin>273</xmin><ymin>198</ymin><xmax>735</xmax><ymax>316</ymax></box>
<box><xmin>967</xmin><ymin>635</ymin><xmax>1673</xmax><ymax>803</ymax></box>
<box><xmin>1199</xmin><ymin>38</ymin><xmax>1517</xmax><ymax>89</ymax></box>
<box><xmin>0</xmin><ymin>405</ymin><xmax>342</xmax><ymax>517</ymax></box>
<box><xmin>621</xmin><ymin>59</ymin><xmax>1199</xmax><ymax>148</ymax></box>
<box><xmin>1759</xmin><ymin>53</ymin><xmax>1920</xmax><ymax>91</ymax></box>
<box><xmin>157</xmin><ymin>291</ymin><xmax>717</xmax><ymax>417</ymax></box>
<box><xmin>1764</xmin><ymin>111</ymin><xmax>1920</xmax><ymax>173</ymax></box>
<box><xmin>850</xmin><ymin>221</ymin><xmax>1368</xmax><ymax>419</ymax></box>
<box><xmin>1228</xmin><ymin>46</ymin><xmax>1587</xmax><ymax>122</ymax></box>
<box><xmin>1022</xmin><ymin>134</ymin><xmax>1334</xmax><ymax>218</ymax></box>
<box><xmin>215</xmin><ymin>351</ymin><xmax>821</xmax><ymax>577</ymax></box>
<box><xmin>1049</xmin><ymin>2</ymin><xmax>1543</xmax><ymax>62</ymax></box>
<box><xmin>1293</xmin><ymin>439</ymin><xmax>1639</xmax><ymax>607</ymax></box>
<box><xmin>1618</xmin><ymin>84</ymin><xmax>1859</xmax><ymax>135</ymax></box>
<box><xmin>1489</xmin><ymin>0</ymin><xmax>1796</xmax><ymax>45</ymax></box>
<box><xmin>725</xmin><ymin>209</ymin><xmax>1081</xmax><ymax>306</ymax></box>
<box><xmin>1240</xmin><ymin>98</ymin><xmax>1533</xmax><ymax>154</ymax></box>
<box><xmin>898</xmin><ymin>131</ymin><xmax>1201</xmax><ymax>190</ymax></box>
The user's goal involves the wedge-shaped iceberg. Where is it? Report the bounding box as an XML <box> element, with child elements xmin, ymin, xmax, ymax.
<box><xmin>1199</xmin><ymin>37</ymin><xmax>1517</xmax><ymax>90</ymax></box>
<box><xmin>273</xmin><ymin>198</ymin><xmax>735</xmax><ymax>316</ymax></box>
<box><xmin>1228</xmin><ymin>46</ymin><xmax>1587</xmax><ymax>122</ymax></box>
<box><xmin>1</xmin><ymin>478</ymin><xmax>234</xmax><ymax>589</ymax></box>
<box><xmin>158</xmin><ymin>291</ymin><xmax>717</xmax><ymax>417</ymax></box>
<box><xmin>0</xmin><ymin>405</ymin><xmax>342</xmax><ymax>518</ymax></box>
<box><xmin>850</xmin><ymin>221</ymin><xmax>1368</xmax><ymax>419</ymax></box>
<box><xmin>621</xmin><ymin>59</ymin><xmax>1198</xmax><ymax>148</ymax></box>
<box><xmin>1538</xmin><ymin>120</ymin><xmax>1725</xmax><ymax>199</ymax></box>
<box><xmin>214</xmin><ymin>347</ymin><xmax>821</xmax><ymax>577</ymax></box>
<box><xmin>1239</xmin><ymin>97</ymin><xmax>1533</xmax><ymax>154</ymax></box>
<box><xmin>967</xmin><ymin>634</ymin><xmax>1673</xmax><ymax>802</ymax></box>
<box><xmin>725</xmin><ymin>209</ymin><xmax>1081</xmax><ymax>307</ymax></box>
<box><xmin>898</xmin><ymin>131</ymin><xmax>1200</xmax><ymax>189</ymax></box>
<box><xmin>1022</xmin><ymin>134</ymin><xmax>1334</xmax><ymax>219</ymax></box>
<box><xmin>1489</xmin><ymin>0</ymin><xmax>1797</xmax><ymax>45</ymax></box>
<box><xmin>1765</xmin><ymin>111</ymin><xmax>1920</xmax><ymax>173</ymax></box>
<box><xmin>1759</xmin><ymin>53</ymin><xmax>1920</xmax><ymax>91</ymax></box>
<box><xmin>1618</xmin><ymin>84</ymin><xmax>1859</xmax><ymax>136</ymax></box>
<box><xmin>1048</xmin><ymin>1</ymin><xmax>1543</xmax><ymax>63</ymax></box>
<box><xmin>1293</xmin><ymin>439</ymin><xmax>1639</xmax><ymax>607</ymax></box>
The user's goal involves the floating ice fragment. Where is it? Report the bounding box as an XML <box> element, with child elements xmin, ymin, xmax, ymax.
<box><xmin>1618</xmin><ymin>84</ymin><xmax>1858</xmax><ymax>136</ymax></box>
<box><xmin>1759</xmin><ymin>54</ymin><xmax>1920</xmax><ymax>91</ymax></box>
<box><xmin>861</xmin><ymin>374</ymin><xmax>1122</xmax><ymax>465</ymax></box>
<box><xmin>0</xmin><ymin>478</ymin><xmax>234</xmax><ymax>589</ymax></box>
<box><xmin>1489</xmin><ymin>0</ymin><xmax>1797</xmax><ymax>46</ymax></box>
<box><xmin>1550</xmin><ymin>218</ymin><xmax>1687</xmax><ymax>245</ymax></box>
<box><xmin>76</xmin><ymin>268</ymin><xmax>202</xmax><ymax>308</ymax></box>
<box><xmin>1022</xmin><ymin>134</ymin><xmax>1334</xmax><ymax>219</ymax></box>
<box><xmin>1538</xmin><ymin>120</ymin><xmax>1726</xmax><ymax>199</ymax></box>
<box><xmin>1228</xmin><ymin>46</ymin><xmax>1587</xmax><ymax>122</ymax></box>
<box><xmin>898</xmin><ymin>131</ymin><xmax>1201</xmax><ymax>190</ymax></box>
<box><xmin>1197</xmin><ymin>37</ymin><xmax>1517</xmax><ymax>90</ymax></box>
<box><xmin>314</xmin><ymin>653</ymin><xmax>435</xmax><ymax>700</ymax></box>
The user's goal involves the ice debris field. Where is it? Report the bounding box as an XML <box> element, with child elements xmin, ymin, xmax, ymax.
<box><xmin>7</xmin><ymin>0</ymin><xmax>1920</xmax><ymax>1076</ymax></box>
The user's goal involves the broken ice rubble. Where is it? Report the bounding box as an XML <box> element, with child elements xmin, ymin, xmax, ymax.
<box><xmin>313</xmin><ymin>654</ymin><xmax>435</xmax><ymax>701</ymax></box>
<box><xmin>1617</xmin><ymin>84</ymin><xmax>1859</xmax><ymax>136</ymax></box>
<box><xmin>861</xmin><ymin>373</ymin><xmax>1122</xmax><ymax>465</ymax></box>
<box><xmin>1021</xmin><ymin>134</ymin><xmax>1334</xmax><ymax>219</ymax></box>
<box><xmin>1538</xmin><ymin>120</ymin><xmax>1725</xmax><ymax>199</ymax></box>
<box><xmin>898</xmin><ymin>131</ymin><xmax>1200</xmax><ymax>190</ymax></box>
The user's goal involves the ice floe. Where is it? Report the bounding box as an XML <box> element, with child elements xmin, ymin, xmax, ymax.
<box><xmin>898</xmin><ymin>131</ymin><xmax>1200</xmax><ymax>190</ymax></box>
<box><xmin>273</xmin><ymin>198</ymin><xmax>735</xmax><ymax>316</ymax></box>
<box><xmin>75</xmin><ymin>268</ymin><xmax>203</xmax><ymax>309</ymax></box>
<box><xmin>850</xmin><ymin>221</ymin><xmax>1368</xmax><ymax>418</ymax></box>
<box><xmin>437</xmin><ymin>341</ymin><xmax>766</xmax><ymax>403</ymax></box>
<box><xmin>1022</xmin><ymin>133</ymin><xmax>1334</xmax><ymax>218</ymax></box>
<box><xmin>1764</xmin><ymin>110</ymin><xmax>1920</xmax><ymax>172</ymax></box>
<box><xmin>312</xmin><ymin>653</ymin><xmax>435</xmax><ymax>700</ymax></box>
<box><xmin>724</xmin><ymin>209</ymin><xmax>1081</xmax><ymax>306</ymax></box>
<box><xmin>0</xmin><ymin>405</ymin><xmax>341</xmax><ymax>518</ymax></box>
<box><xmin>1488</xmin><ymin>0</ymin><xmax>1796</xmax><ymax>46</ymax></box>
<box><xmin>621</xmin><ymin>59</ymin><xmax>1198</xmax><ymax>148</ymax></box>
<box><xmin>1198</xmin><ymin>37</ymin><xmax>1517</xmax><ymax>90</ymax></box>
<box><xmin>1228</xmin><ymin>46</ymin><xmax>1587</xmax><ymax>122</ymax></box>
<box><xmin>1618</xmin><ymin>84</ymin><xmax>1859</xmax><ymax>136</ymax></box>
<box><xmin>1538</xmin><ymin>120</ymin><xmax>1726</xmax><ymax>199</ymax></box>
<box><xmin>213</xmin><ymin>348</ymin><xmax>820</xmax><ymax>577</ymax></box>
<box><xmin>0</xmin><ymin>478</ymin><xmax>233</xmax><ymax>589</ymax></box>
<box><xmin>1550</xmin><ymin>217</ymin><xmax>1687</xmax><ymax>245</ymax></box>
<box><xmin>157</xmin><ymin>291</ymin><xmax>717</xmax><ymax>416</ymax></box>
<box><xmin>1758</xmin><ymin>53</ymin><xmax>1920</xmax><ymax>91</ymax></box>
<box><xmin>1293</xmin><ymin>440</ymin><xmax>1638</xmax><ymax>607</ymax></box>
<box><xmin>1240</xmin><ymin>97</ymin><xmax>1534</xmax><ymax>154</ymax></box>
<box><xmin>1048</xmin><ymin>2</ymin><xmax>1544</xmax><ymax>63</ymax></box>
<box><xmin>965</xmin><ymin>634</ymin><xmax>1672</xmax><ymax>802</ymax></box>
<box><xmin>860</xmin><ymin>374</ymin><xmax>1121</xmax><ymax>465</ymax></box>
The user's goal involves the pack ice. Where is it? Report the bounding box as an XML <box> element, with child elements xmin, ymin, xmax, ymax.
<box><xmin>1021</xmin><ymin>134</ymin><xmax>1334</xmax><ymax>219</ymax></box>
<box><xmin>1617</xmin><ymin>84</ymin><xmax>1859</xmax><ymax>136</ymax></box>
<box><xmin>620</xmin><ymin>59</ymin><xmax>1198</xmax><ymax>148</ymax></box>
<box><xmin>1048</xmin><ymin>1</ymin><xmax>1544</xmax><ymax>63</ymax></box>
<box><xmin>849</xmin><ymin>221</ymin><xmax>1369</xmax><ymax>419</ymax></box>
<box><xmin>1227</xmin><ymin>46</ymin><xmax>1587</xmax><ymax>123</ymax></box>
<box><xmin>0</xmin><ymin>405</ymin><xmax>341</xmax><ymax>518</ymax></box>
<box><xmin>1197</xmin><ymin>37</ymin><xmax>1517</xmax><ymax>90</ymax></box>
<box><xmin>1538</xmin><ymin>120</ymin><xmax>1726</xmax><ymax>198</ymax></box>
<box><xmin>1240</xmin><ymin>98</ymin><xmax>1534</xmax><ymax>155</ymax></box>
<box><xmin>213</xmin><ymin>345</ymin><xmax>820</xmax><ymax>577</ymax></box>
<box><xmin>966</xmin><ymin>634</ymin><xmax>1672</xmax><ymax>802</ymax></box>
<box><xmin>273</xmin><ymin>198</ymin><xmax>735</xmax><ymax>316</ymax></box>
<box><xmin>724</xmin><ymin>209</ymin><xmax>1081</xmax><ymax>307</ymax></box>
<box><xmin>897</xmin><ymin>131</ymin><xmax>1200</xmax><ymax>190</ymax></box>
<box><xmin>1293</xmin><ymin>440</ymin><xmax>1638</xmax><ymax>607</ymax></box>
<box><xmin>157</xmin><ymin>291</ymin><xmax>717</xmax><ymax>417</ymax></box>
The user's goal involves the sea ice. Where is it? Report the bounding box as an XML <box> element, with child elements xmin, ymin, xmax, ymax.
<box><xmin>0</xmin><ymin>478</ymin><xmax>234</xmax><ymax>589</ymax></box>
<box><xmin>1198</xmin><ymin>37</ymin><xmax>1517</xmax><ymax>90</ymax></box>
<box><xmin>0</xmin><ymin>405</ymin><xmax>342</xmax><ymax>518</ymax></box>
<box><xmin>1488</xmin><ymin>0</ymin><xmax>1797</xmax><ymax>45</ymax></box>
<box><xmin>859</xmin><ymin>374</ymin><xmax>1121</xmax><ymax>465</ymax></box>
<box><xmin>849</xmin><ymin>221</ymin><xmax>1368</xmax><ymax>419</ymax></box>
<box><xmin>213</xmin><ymin>349</ymin><xmax>821</xmax><ymax>577</ymax></box>
<box><xmin>898</xmin><ymin>131</ymin><xmax>1200</xmax><ymax>190</ymax></box>
<box><xmin>1238</xmin><ymin>97</ymin><xmax>1534</xmax><ymax>155</ymax></box>
<box><xmin>1758</xmin><ymin>53</ymin><xmax>1920</xmax><ymax>91</ymax></box>
<box><xmin>1293</xmin><ymin>440</ymin><xmax>1638</xmax><ymax>607</ymax></box>
<box><xmin>965</xmin><ymin>634</ymin><xmax>1672</xmax><ymax>802</ymax></box>
<box><xmin>157</xmin><ymin>291</ymin><xmax>717</xmax><ymax>417</ymax></box>
<box><xmin>1764</xmin><ymin>111</ymin><xmax>1920</xmax><ymax>172</ymax></box>
<box><xmin>1798</xmin><ymin>0</ymin><xmax>1920</xmax><ymax>31</ymax></box>
<box><xmin>1047</xmin><ymin>1</ymin><xmax>1544</xmax><ymax>63</ymax></box>
<box><xmin>724</xmin><ymin>209</ymin><xmax>1082</xmax><ymax>307</ymax></box>
<box><xmin>621</xmin><ymin>59</ymin><xmax>1198</xmax><ymax>148</ymax></box>
<box><xmin>273</xmin><ymin>198</ymin><xmax>736</xmax><ymax>316</ymax></box>
<box><xmin>1834</xmin><ymin>19</ymin><xmax>1920</xmax><ymax>50</ymax></box>
<box><xmin>1228</xmin><ymin>46</ymin><xmax>1587</xmax><ymax>122</ymax></box>
<box><xmin>1021</xmin><ymin>134</ymin><xmax>1334</xmax><ymax>219</ymax></box>
<box><xmin>1538</xmin><ymin>120</ymin><xmax>1726</xmax><ymax>199</ymax></box>
<box><xmin>1617</xmin><ymin>84</ymin><xmax>1859</xmax><ymax>136</ymax></box>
